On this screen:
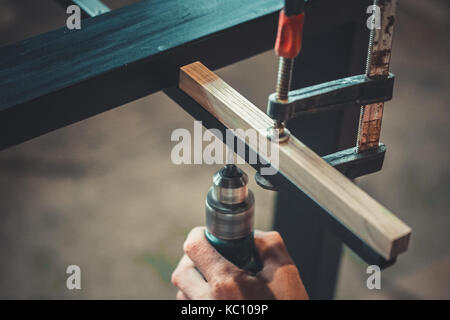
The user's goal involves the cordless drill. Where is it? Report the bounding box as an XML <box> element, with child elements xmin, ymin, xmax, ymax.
<box><xmin>204</xmin><ymin>164</ymin><xmax>262</xmax><ymax>274</ymax></box>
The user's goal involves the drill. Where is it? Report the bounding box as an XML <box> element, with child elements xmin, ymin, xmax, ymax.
<box><xmin>203</xmin><ymin>0</ymin><xmax>306</xmax><ymax>274</ymax></box>
<box><xmin>204</xmin><ymin>164</ymin><xmax>262</xmax><ymax>274</ymax></box>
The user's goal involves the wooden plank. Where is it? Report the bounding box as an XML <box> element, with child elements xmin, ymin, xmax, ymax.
<box><xmin>179</xmin><ymin>62</ymin><xmax>411</xmax><ymax>260</ymax></box>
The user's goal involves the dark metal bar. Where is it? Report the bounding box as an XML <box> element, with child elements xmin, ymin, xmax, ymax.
<box><xmin>55</xmin><ymin>0</ymin><xmax>103</xmax><ymax>19</ymax></box>
<box><xmin>267</xmin><ymin>73</ymin><xmax>394</xmax><ymax>122</ymax></box>
<box><xmin>256</xmin><ymin>142</ymin><xmax>386</xmax><ymax>190</ymax></box>
<box><xmin>0</xmin><ymin>0</ymin><xmax>375</xmax><ymax>151</ymax></box>
<box><xmin>56</xmin><ymin>0</ymin><xmax>109</xmax><ymax>18</ymax></box>
<box><xmin>0</xmin><ymin>0</ymin><xmax>284</xmax><ymax>150</ymax></box>
<box><xmin>324</xmin><ymin>143</ymin><xmax>386</xmax><ymax>179</ymax></box>
<box><xmin>73</xmin><ymin>0</ymin><xmax>110</xmax><ymax>17</ymax></box>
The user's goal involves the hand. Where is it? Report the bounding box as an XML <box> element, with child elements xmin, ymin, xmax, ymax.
<box><xmin>171</xmin><ymin>226</ymin><xmax>309</xmax><ymax>300</ymax></box>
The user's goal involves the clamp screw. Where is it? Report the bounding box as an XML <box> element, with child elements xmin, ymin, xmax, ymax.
<box><xmin>276</xmin><ymin>57</ymin><xmax>294</xmax><ymax>102</ymax></box>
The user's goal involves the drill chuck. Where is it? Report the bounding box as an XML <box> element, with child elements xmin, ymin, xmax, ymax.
<box><xmin>205</xmin><ymin>165</ymin><xmax>262</xmax><ymax>273</ymax></box>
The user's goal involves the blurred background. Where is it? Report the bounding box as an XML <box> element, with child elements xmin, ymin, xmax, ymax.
<box><xmin>0</xmin><ymin>0</ymin><xmax>448</xmax><ymax>299</ymax></box>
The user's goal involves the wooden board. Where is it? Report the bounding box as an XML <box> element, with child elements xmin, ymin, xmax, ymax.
<box><xmin>179</xmin><ymin>61</ymin><xmax>411</xmax><ymax>260</ymax></box>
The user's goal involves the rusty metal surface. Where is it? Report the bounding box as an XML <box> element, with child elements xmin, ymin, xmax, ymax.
<box><xmin>357</xmin><ymin>0</ymin><xmax>397</xmax><ymax>152</ymax></box>
<box><xmin>368</xmin><ymin>0</ymin><xmax>397</xmax><ymax>77</ymax></box>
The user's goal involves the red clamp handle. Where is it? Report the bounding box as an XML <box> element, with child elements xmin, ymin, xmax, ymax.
<box><xmin>275</xmin><ymin>10</ymin><xmax>305</xmax><ymax>59</ymax></box>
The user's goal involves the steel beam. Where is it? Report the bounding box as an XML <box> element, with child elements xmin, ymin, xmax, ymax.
<box><xmin>73</xmin><ymin>0</ymin><xmax>110</xmax><ymax>17</ymax></box>
<box><xmin>1</xmin><ymin>0</ymin><xmax>372</xmax><ymax>150</ymax></box>
<box><xmin>0</xmin><ymin>0</ymin><xmax>283</xmax><ymax>150</ymax></box>
<box><xmin>164</xmin><ymin>83</ymin><xmax>396</xmax><ymax>270</ymax></box>
<box><xmin>56</xmin><ymin>0</ymin><xmax>110</xmax><ymax>18</ymax></box>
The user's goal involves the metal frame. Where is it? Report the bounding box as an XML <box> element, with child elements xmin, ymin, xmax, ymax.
<box><xmin>72</xmin><ymin>0</ymin><xmax>110</xmax><ymax>17</ymax></box>
<box><xmin>56</xmin><ymin>0</ymin><xmax>111</xmax><ymax>18</ymax></box>
<box><xmin>267</xmin><ymin>73</ymin><xmax>394</xmax><ymax>122</ymax></box>
<box><xmin>0</xmin><ymin>0</ymin><xmax>390</xmax><ymax>299</ymax></box>
<box><xmin>0</xmin><ymin>0</ymin><xmax>282</xmax><ymax>149</ymax></box>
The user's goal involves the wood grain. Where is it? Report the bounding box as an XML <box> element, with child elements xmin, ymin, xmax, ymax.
<box><xmin>179</xmin><ymin>62</ymin><xmax>411</xmax><ymax>260</ymax></box>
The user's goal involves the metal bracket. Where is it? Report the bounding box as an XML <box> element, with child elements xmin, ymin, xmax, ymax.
<box><xmin>267</xmin><ymin>73</ymin><xmax>394</xmax><ymax>122</ymax></box>
<box><xmin>323</xmin><ymin>143</ymin><xmax>386</xmax><ymax>180</ymax></box>
<box><xmin>72</xmin><ymin>0</ymin><xmax>110</xmax><ymax>17</ymax></box>
<box><xmin>256</xmin><ymin>143</ymin><xmax>386</xmax><ymax>190</ymax></box>
<box><xmin>56</xmin><ymin>0</ymin><xmax>110</xmax><ymax>18</ymax></box>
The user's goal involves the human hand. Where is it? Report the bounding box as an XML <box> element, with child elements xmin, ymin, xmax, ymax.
<box><xmin>171</xmin><ymin>226</ymin><xmax>309</xmax><ymax>300</ymax></box>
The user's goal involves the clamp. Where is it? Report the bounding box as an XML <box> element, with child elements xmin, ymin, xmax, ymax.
<box><xmin>258</xmin><ymin>0</ymin><xmax>396</xmax><ymax>191</ymax></box>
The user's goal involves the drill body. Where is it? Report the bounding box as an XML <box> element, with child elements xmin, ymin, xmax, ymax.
<box><xmin>205</xmin><ymin>165</ymin><xmax>262</xmax><ymax>274</ymax></box>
